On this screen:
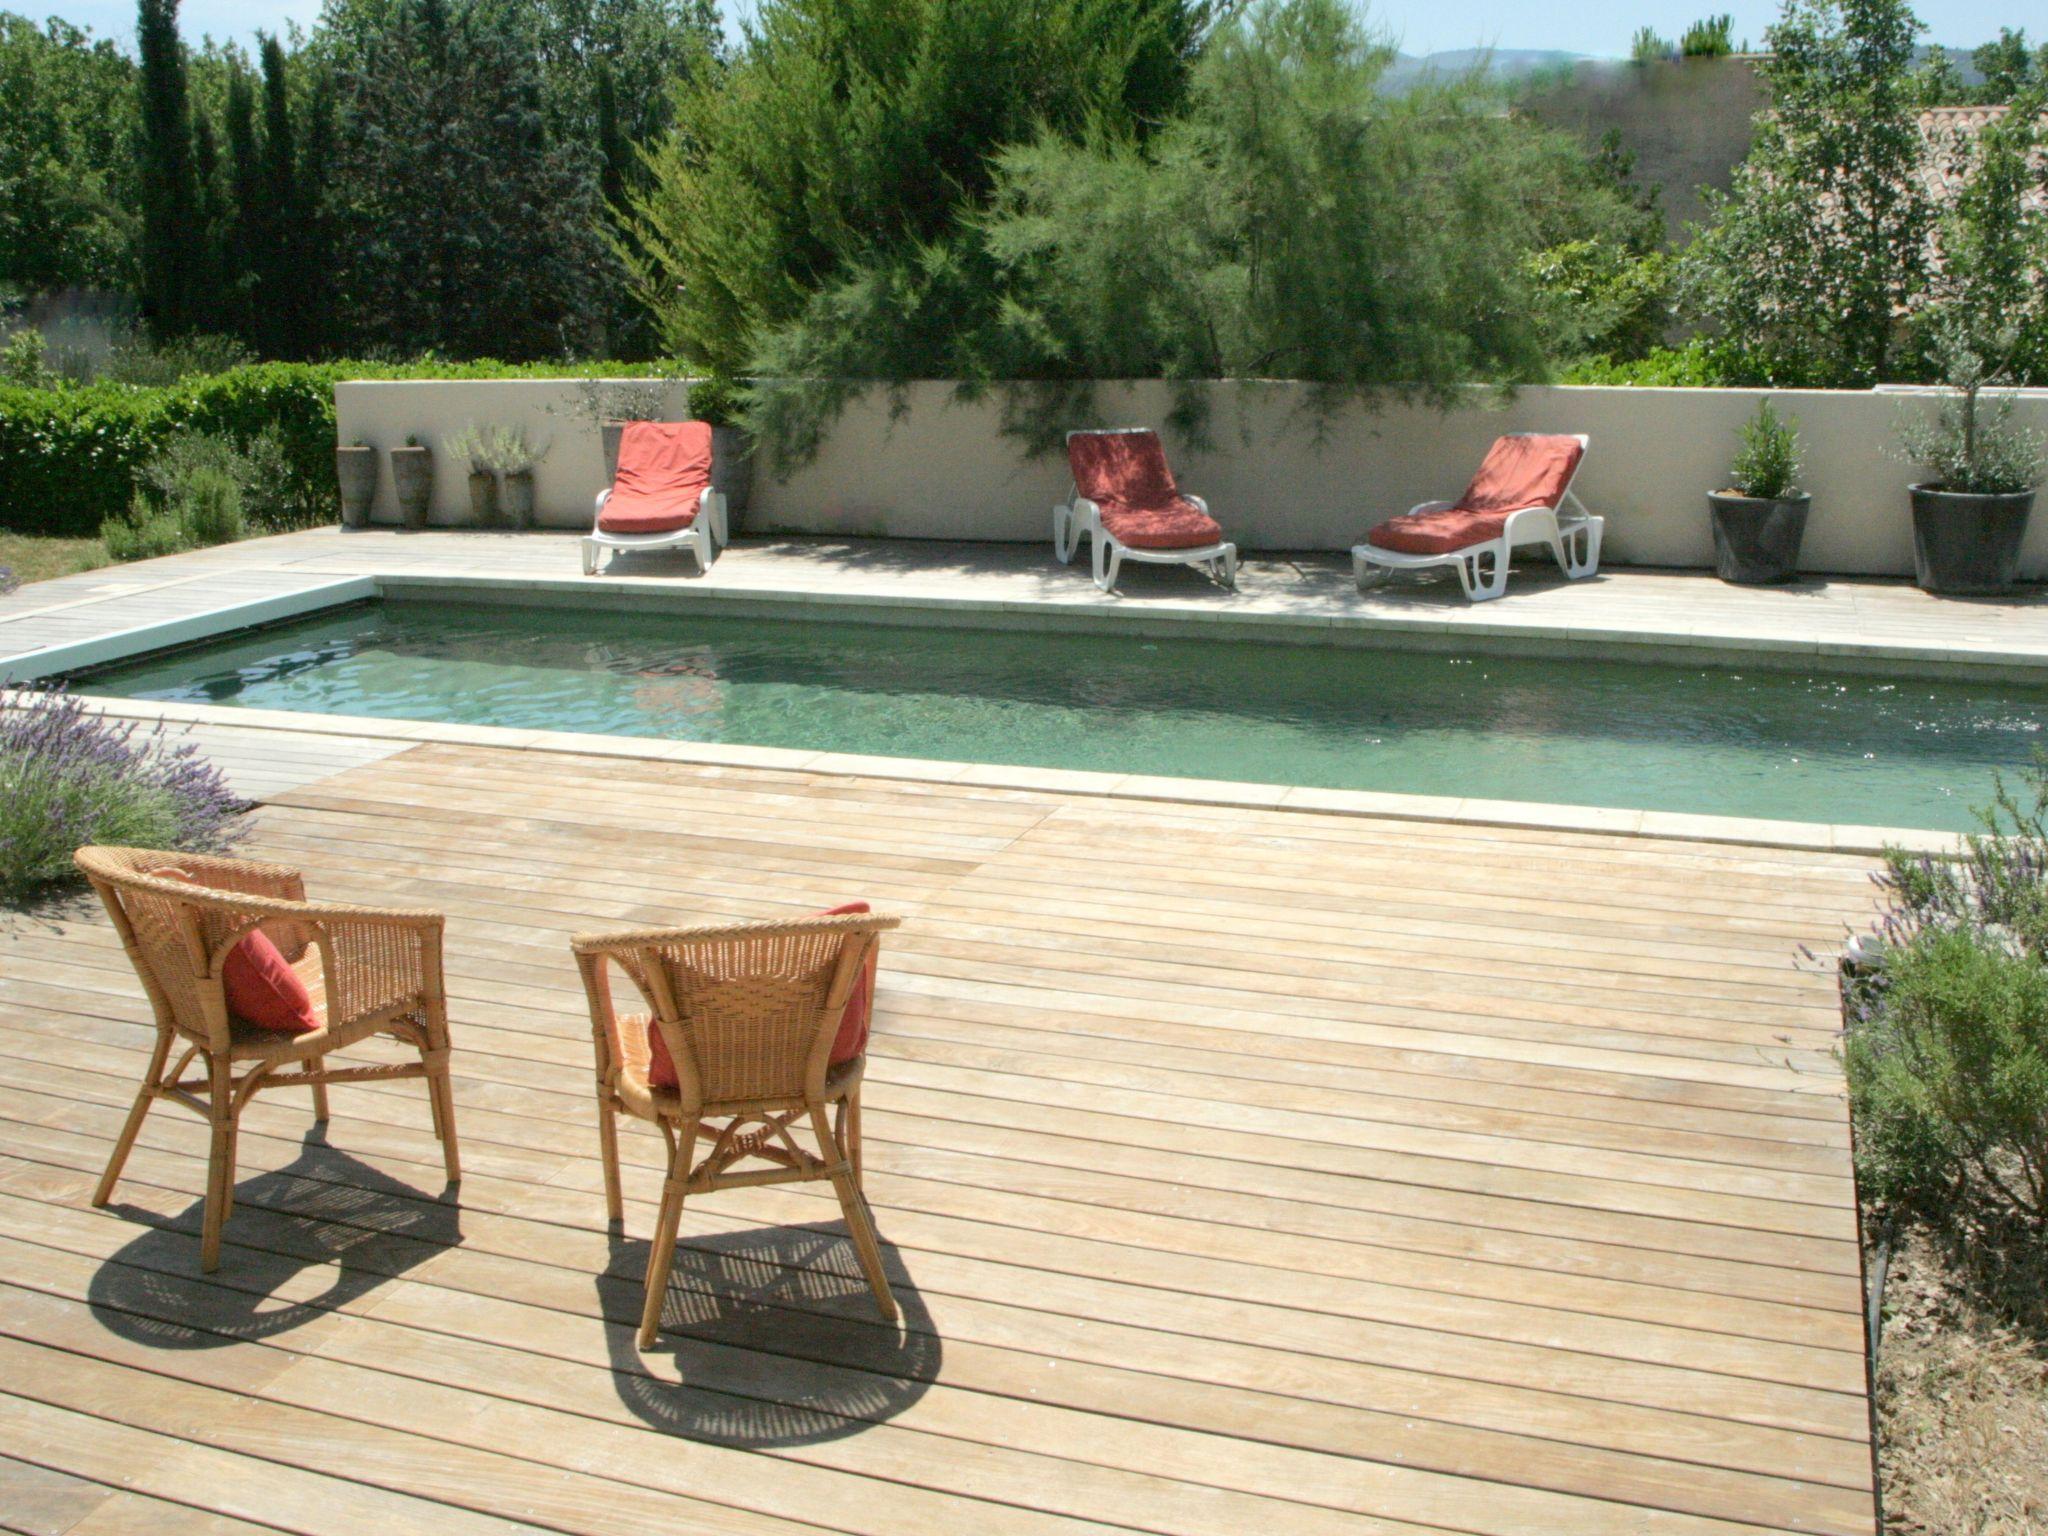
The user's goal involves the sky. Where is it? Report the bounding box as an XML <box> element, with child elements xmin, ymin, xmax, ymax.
<box><xmin>26</xmin><ymin>0</ymin><xmax>2026</xmax><ymax>58</ymax></box>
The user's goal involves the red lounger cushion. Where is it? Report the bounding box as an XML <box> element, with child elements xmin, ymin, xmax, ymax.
<box><xmin>1068</xmin><ymin>430</ymin><xmax>1224</xmax><ymax>550</ymax></box>
<box><xmin>1368</xmin><ymin>435</ymin><xmax>1585</xmax><ymax>555</ymax></box>
<box><xmin>154</xmin><ymin>869</ymin><xmax>321</xmax><ymax>1035</ymax></box>
<box><xmin>646</xmin><ymin>901</ymin><xmax>879</xmax><ymax>1089</ymax></box>
<box><xmin>598</xmin><ymin>420</ymin><xmax>712</xmax><ymax>535</ymax></box>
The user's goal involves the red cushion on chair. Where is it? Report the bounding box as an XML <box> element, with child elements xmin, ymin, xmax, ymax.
<box><xmin>644</xmin><ymin>901</ymin><xmax>878</xmax><ymax>1089</ymax></box>
<box><xmin>817</xmin><ymin>901</ymin><xmax>878</xmax><ymax>1065</ymax></box>
<box><xmin>597</xmin><ymin>421</ymin><xmax>713</xmax><ymax>535</ymax></box>
<box><xmin>1069</xmin><ymin>430</ymin><xmax>1180</xmax><ymax>510</ymax></box>
<box><xmin>1068</xmin><ymin>431</ymin><xmax>1224</xmax><ymax>550</ymax></box>
<box><xmin>1367</xmin><ymin>507</ymin><xmax>1513</xmax><ymax>555</ymax></box>
<box><xmin>1099</xmin><ymin>502</ymin><xmax>1225</xmax><ymax>550</ymax></box>
<box><xmin>152</xmin><ymin>869</ymin><xmax>319</xmax><ymax>1035</ymax></box>
<box><xmin>223</xmin><ymin>930</ymin><xmax>320</xmax><ymax>1034</ymax></box>
<box><xmin>1366</xmin><ymin>435</ymin><xmax>1585</xmax><ymax>555</ymax></box>
<box><xmin>1454</xmin><ymin>434</ymin><xmax>1584</xmax><ymax>515</ymax></box>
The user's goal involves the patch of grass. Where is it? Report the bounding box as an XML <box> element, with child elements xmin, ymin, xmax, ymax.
<box><xmin>0</xmin><ymin>532</ymin><xmax>107</xmax><ymax>589</ymax></box>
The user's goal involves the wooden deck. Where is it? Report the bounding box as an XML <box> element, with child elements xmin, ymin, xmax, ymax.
<box><xmin>0</xmin><ymin>740</ymin><xmax>1882</xmax><ymax>1535</ymax></box>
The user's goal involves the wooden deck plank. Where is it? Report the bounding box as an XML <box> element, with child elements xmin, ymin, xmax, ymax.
<box><xmin>0</xmin><ymin>743</ymin><xmax>1880</xmax><ymax>1534</ymax></box>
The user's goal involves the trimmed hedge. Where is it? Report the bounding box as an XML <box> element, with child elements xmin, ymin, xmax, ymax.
<box><xmin>0</xmin><ymin>360</ymin><xmax>678</xmax><ymax>538</ymax></box>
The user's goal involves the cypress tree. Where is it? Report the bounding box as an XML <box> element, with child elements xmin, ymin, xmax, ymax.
<box><xmin>258</xmin><ymin>35</ymin><xmax>299</xmax><ymax>355</ymax></box>
<box><xmin>188</xmin><ymin>107</ymin><xmax>226</xmax><ymax>332</ymax></box>
<box><xmin>136</xmin><ymin>0</ymin><xmax>198</xmax><ymax>333</ymax></box>
<box><xmin>223</xmin><ymin>61</ymin><xmax>261</xmax><ymax>340</ymax></box>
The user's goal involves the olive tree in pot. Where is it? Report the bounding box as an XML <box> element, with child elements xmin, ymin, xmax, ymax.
<box><xmin>1708</xmin><ymin>400</ymin><xmax>1808</xmax><ymax>584</ymax></box>
<box><xmin>686</xmin><ymin>374</ymin><xmax>755</xmax><ymax>522</ymax></box>
<box><xmin>570</xmin><ymin>379</ymin><xmax>679</xmax><ymax>481</ymax></box>
<box><xmin>442</xmin><ymin>426</ymin><xmax>499</xmax><ymax>526</ymax></box>
<box><xmin>335</xmin><ymin>440</ymin><xmax>378</xmax><ymax>528</ymax></box>
<box><xmin>1895</xmin><ymin>330</ymin><xmax>2045</xmax><ymax>596</ymax></box>
<box><xmin>389</xmin><ymin>436</ymin><xmax>435</xmax><ymax>530</ymax></box>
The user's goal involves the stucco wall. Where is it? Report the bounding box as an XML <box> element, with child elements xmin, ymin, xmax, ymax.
<box><xmin>333</xmin><ymin>378</ymin><xmax>2048</xmax><ymax>579</ymax></box>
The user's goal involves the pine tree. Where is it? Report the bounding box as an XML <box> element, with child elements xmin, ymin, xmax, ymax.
<box><xmin>136</xmin><ymin>0</ymin><xmax>199</xmax><ymax>333</ymax></box>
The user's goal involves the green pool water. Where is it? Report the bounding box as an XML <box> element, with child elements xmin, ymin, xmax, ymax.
<box><xmin>79</xmin><ymin>598</ymin><xmax>2048</xmax><ymax>831</ymax></box>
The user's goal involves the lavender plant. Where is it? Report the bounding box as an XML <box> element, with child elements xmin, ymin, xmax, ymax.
<box><xmin>1844</xmin><ymin>754</ymin><xmax>2048</xmax><ymax>1222</ymax></box>
<box><xmin>0</xmin><ymin>687</ymin><xmax>244</xmax><ymax>901</ymax></box>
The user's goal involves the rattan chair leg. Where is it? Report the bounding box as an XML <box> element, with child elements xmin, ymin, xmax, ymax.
<box><xmin>810</xmin><ymin>1106</ymin><xmax>896</xmax><ymax>1322</ymax></box>
<box><xmin>200</xmin><ymin>1056</ymin><xmax>235</xmax><ymax>1273</ymax></box>
<box><xmin>596</xmin><ymin>1096</ymin><xmax>624</xmax><ymax>1225</ymax></box>
<box><xmin>847</xmin><ymin>1090</ymin><xmax>864</xmax><ymax>1186</ymax></box>
<box><xmin>94</xmin><ymin>1030</ymin><xmax>171</xmax><ymax>1208</ymax></box>
<box><xmin>430</xmin><ymin>1064</ymin><xmax>461</xmax><ymax>1185</ymax></box>
<box><xmin>637</xmin><ymin>1125</ymin><xmax>696</xmax><ymax>1348</ymax></box>
<box><xmin>311</xmin><ymin>1078</ymin><xmax>330</xmax><ymax>1122</ymax></box>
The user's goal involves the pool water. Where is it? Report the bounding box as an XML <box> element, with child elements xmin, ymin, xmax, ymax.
<box><xmin>81</xmin><ymin>599</ymin><xmax>2048</xmax><ymax>830</ymax></box>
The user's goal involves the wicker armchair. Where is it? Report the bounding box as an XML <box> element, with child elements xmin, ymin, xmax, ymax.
<box><xmin>571</xmin><ymin>911</ymin><xmax>904</xmax><ymax>1347</ymax></box>
<box><xmin>75</xmin><ymin>846</ymin><xmax>461</xmax><ymax>1272</ymax></box>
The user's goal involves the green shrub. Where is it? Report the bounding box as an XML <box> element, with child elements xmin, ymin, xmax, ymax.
<box><xmin>1846</xmin><ymin>758</ymin><xmax>2048</xmax><ymax>1222</ymax></box>
<box><xmin>0</xmin><ymin>688</ymin><xmax>243</xmax><ymax>902</ymax></box>
<box><xmin>176</xmin><ymin>465</ymin><xmax>245</xmax><ymax>546</ymax></box>
<box><xmin>0</xmin><ymin>357</ymin><xmax>678</xmax><ymax>539</ymax></box>
<box><xmin>100</xmin><ymin>503</ymin><xmax>192</xmax><ymax>562</ymax></box>
<box><xmin>1847</xmin><ymin>924</ymin><xmax>2048</xmax><ymax>1221</ymax></box>
<box><xmin>1727</xmin><ymin>399</ymin><xmax>1801</xmax><ymax>499</ymax></box>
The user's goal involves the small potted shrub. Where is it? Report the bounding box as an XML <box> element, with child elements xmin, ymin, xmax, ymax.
<box><xmin>481</xmin><ymin>426</ymin><xmax>549</xmax><ymax>529</ymax></box>
<box><xmin>389</xmin><ymin>435</ymin><xmax>435</xmax><ymax>530</ymax></box>
<box><xmin>687</xmin><ymin>373</ymin><xmax>754</xmax><ymax>521</ymax></box>
<box><xmin>1708</xmin><ymin>399</ymin><xmax>1809</xmax><ymax>584</ymax></box>
<box><xmin>1895</xmin><ymin>330</ymin><xmax>2045</xmax><ymax>596</ymax></box>
<box><xmin>335</xmin><ymin>438</ymin><xmax>378</xmax><ymax>529</ymax></box>
<box><xmin>442</xmin><ymin>426</ymin><xmax>498</xmax><ymax>526</ymax></box>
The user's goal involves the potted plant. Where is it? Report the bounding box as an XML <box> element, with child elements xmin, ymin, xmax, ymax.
<box><xmin>1708</xmin><ymin>399</ymin><xmax>1809</xmax><ymax>584</ymax></box>
<box><xmin>335</xmin><ymin>439</ymin><xmax>378</xmax><ymax>529</ymax></box>
<box><xmin>481</xmin><ymin>426</ymin><xmax>549</xmax><ymax>529</ymax></box>
<box><xmin>687</xmin><ymin>373</ymin><xmax>754</xmax><ymax>521</ymax></box>
<box><xmin>1895</xmin><ymin>330</ymin><xmax>2045</xmax><ymax>596</ymax></box>
<box><xmin>570</xmin><ymin>378</ymin><xmax>679</xmax><ymax>481</ymax></box>
<box><xmin>389</xmin><ymin>435</ymin><xmax>435</xmax><ymax>530</ymax></box>
<box><xmin>442</xmin><ymin>426</ymin><xmax>498</xmax><ymax>526</ymax></box>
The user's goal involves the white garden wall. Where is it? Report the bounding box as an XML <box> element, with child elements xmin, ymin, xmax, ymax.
<box><xmin>333</xmin><ymin>378</ymin><xmax>2048</xmax><ymax>578</ymax></box>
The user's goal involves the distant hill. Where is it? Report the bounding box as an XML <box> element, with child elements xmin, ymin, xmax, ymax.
<box><xmin>1381</xmin><ymin>47</ymin><xmax>1589</xmax><ymax>91</ymax></box>
<box><xmin>1379</xmin><ymin>42</ymin><xmax>1982</xmax><ymax>94</ymax></box>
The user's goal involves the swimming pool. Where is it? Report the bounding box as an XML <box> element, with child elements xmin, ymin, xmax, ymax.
<box><xmin>80</xmin><ymin>598</ymin><xmax>2048</xmax><ymax>830</ymax></box>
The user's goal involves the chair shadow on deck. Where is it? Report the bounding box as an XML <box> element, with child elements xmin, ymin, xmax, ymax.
<box><xmin>601</xmin><ymin>1221</ymin><xmax>939</xmax><ymax>1450</ymax></box>
<box><xmin>87</xmin><ymin>1127</ymin><xmax>461</xmax><ymax>1348</ymax></box>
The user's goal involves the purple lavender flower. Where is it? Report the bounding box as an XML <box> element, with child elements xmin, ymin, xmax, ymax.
<box><xmin>0</xmin><ymin>683</ymin><xmax>245</xmax><ymax>901</ymax></box>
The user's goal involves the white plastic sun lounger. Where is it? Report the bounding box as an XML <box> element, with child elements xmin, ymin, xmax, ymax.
<box><xmin>1351</xmin><ymin>433</ymin><xmax>1600</xmax><ymax>602</ymax></box>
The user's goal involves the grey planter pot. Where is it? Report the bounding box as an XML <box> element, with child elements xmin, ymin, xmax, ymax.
<box><xmin>711</xmin><ymin>425</ymin><xmax>754</xmax><ymax>521</ymax></box>
<box><xmin>390</xmin><ymin>445</ymin><xmax>435</xmax><ymax>530</ymax></box>
<box><xmin>1708</xmin><ymin>490</ymin><xmax>1810</xmax><ymax>585</ymax></box>
<box><xmin>501</xmin><ymin>468</ymin><xmax>536</xmax><ymax>529</ymax></box>
<box><xmin>1908</xmin><ymin>483</ymin><xmax>2034</xmax><ymax>596</ymax></box>
<box><xmin>335</xmin><ymin>446</ymin><xmax>378</xmax><ymax>529</ymax></box>
<box><xmin>466</xmin><ymin>469</ymin><xmax>498</xmax><ymax>527</ymax></box>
